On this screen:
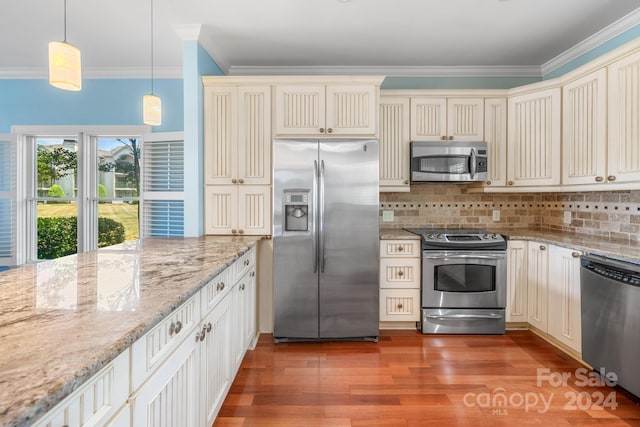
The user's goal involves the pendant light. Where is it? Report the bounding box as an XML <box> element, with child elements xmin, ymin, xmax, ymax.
<box><xmin>143</xmin><ymin>0</ymin><xmax>161</xmax><ymax>126</ymax></box>
<box><xmin>49</xmin><ymin>0</ymin><xmax>82</xmax><ymax>91</ymax></box>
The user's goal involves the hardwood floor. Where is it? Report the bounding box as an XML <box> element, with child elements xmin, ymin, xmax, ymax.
<box><xmin>215</xmin><ymin>330</ymin><xmax>640</xmax><ymax>426</ymax></box>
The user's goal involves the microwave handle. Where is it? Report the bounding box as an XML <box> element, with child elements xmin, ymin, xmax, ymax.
<box><xmin>469</xmin><ymin>148</ymin><xmax>477</xmax><ymax>179</ymax></box>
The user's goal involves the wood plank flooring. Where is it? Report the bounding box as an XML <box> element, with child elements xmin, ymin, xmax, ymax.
<box><xmin>214</xmin><ymin>330</ymin><xmax>640</xmax><ymax>426</ymax></box>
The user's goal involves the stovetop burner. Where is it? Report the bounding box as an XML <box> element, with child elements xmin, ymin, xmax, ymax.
<box><xmin>404</xmin><ymin>227</ymin><xmax>507</xmax><ymax>250</ymax></box>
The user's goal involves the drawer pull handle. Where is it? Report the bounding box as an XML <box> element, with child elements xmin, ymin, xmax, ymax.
<box><xmin>169</xmin><ymin>322</ymin><xmax>176</xmax><ymax>336</ymax></box>
<box><xmin>397</xmin><ymin>271</ymin><xmax>404</xmax><ymax>277</ymax></box>
<box><xmin>397</xmin><ymin>303</ymin><xmax>403</xmax><ymax>309</ymax></box>
<box><xmin>174</xmin><ymin>320</ymin><xmax>183</xmax><ymax>334</ymax></box>
<box><xmin>397</xmin><ymin>246</ymin><xmax>404</xmax><ymax>252</ymax></box>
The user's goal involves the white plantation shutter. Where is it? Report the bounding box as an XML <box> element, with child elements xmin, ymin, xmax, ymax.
<box><xmin>0</xmin><ymin>134</ymin><xmax>16</xmax><ymax>266</ymax></box>
<box><xmin>142</xmin><ymin>132</ymin><xmax>185</xmax><ymax>237</ymax></box>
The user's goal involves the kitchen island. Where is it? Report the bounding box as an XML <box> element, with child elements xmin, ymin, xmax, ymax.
<box><xmin>0</xmin><ymin>235</ymin><xmax>260</xmax><ymax>427</ymax></box>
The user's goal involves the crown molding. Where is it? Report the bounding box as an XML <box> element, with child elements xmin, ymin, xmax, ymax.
<box><xmin>172</xmin><ymin>23</ymin><xmax>202</xmax><ymax>41</ymax></box>
<box><xmin>541</xmin><ymin>7</ymin><xmax>640</xmax><ymax>76</ymax></box>
<box><xmin>227</xmin><ymin>65</ymin><xmax>542</xmax><ymax>77</ymax></box>
<box><xmin>0</xmin><ymin>67</ymin><xmax>183</xmax><ymax>79</ymax></box>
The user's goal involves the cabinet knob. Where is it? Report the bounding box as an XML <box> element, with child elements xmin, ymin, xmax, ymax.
<box><xmin>397</xmin><ymin>303</ymin><xmax>404</xmax><ymax>309</ymax></box>
<box><xmin>441</xmin><ymin>136</ymin><xmax>446</xmax><ymax>140</ymax></box>
<box><xmin>398</xmin><ymin>270</ymin><xmax>404</xmax><ymax>277</ymax></box>
<box><xmin>327</xmin><ymin>128</ymin><xmax>333</xmax><ymax>133</ymax></box>
<box><xmin>508</xmin><ymin>181</ymin><xmax>514</xmax><ymax>186</ymax></box>
<box><xmin>595</xmin><ymin>176</ymin><xmax>604</xmax><ymax>182</ymax></box>
<box><xmin>250</xmin><ymin>271</ymin><xmax>255</xmax><ymax>277</ymax></box>
<box><xmin>320</xmin><ymin>128</ymin><xmax>325</xmax><ymax>133</ymax></box>
<box><xmin>217</xmin><ymin>282</ymin><xmax>225</xmax><ymax>291</ymax></box>
<box><xmin>239</xmin><ymin>229</ymin><xmax>244</xmax><ymax>234</ymax></box>
<box><xmin>572</xmin><ymin>252</ymin><xmax>580</xmax><ymax>258</ymax></box>
<box><xmin>231</xmin><ymin>178</ymin><xmax>237</xmax><ymax>184</ymax></box>
<box><xmin>175</xmin><ymin>320</ymin><xmax>183</xmax><ymax>334</ymax></box>
<box><xmin>448</xmin><ymin>136</ymin><xmax>454</xmax><ymax>140</ymax></box>
<box><xmin>206</xmin><ymin>322</ymin><xmax>212</xmax><ymax>333</ymax></box>
<box><xmin>607</xmin><ymin>175</ymin><xmax>617</xmax><ymax>182</ymax></box>
<box><xmin>231</xmin><ymin>229</ymin><xmax>237</xmax><ymax>234</ymax></box>
<box><xmin>238</xmin><ymin>178</ymin><xmax>244</xmax><ymax>184</ymax></box>
<box><xmin>240</xmin><ymin>283</ymin><xmax>245</xmax><ymax>291</ymax></box>
<box><xmin>195</xmin><ymin>332</ymin><xmax>203</xmax><ymax>342</ymax></box>
<box><xmin>539</xmin><ymin>245</ymin><xmax>546</xmax><ymax>251</ymax></box>
<box><xmin>486</xmin><ymin>181</ymin><xmax>492</xmax><ymax>185</ymax></box>
<box><xmin>244</xmin><ymin>259</ymin><xmax>250</xmax><ymax>266</ymax></box>
<box><xmin>404</xmin><ymin>180</ymin><xmax>409</xmax><ymax>185</ymax></box>
<box><xmin>397</xmin><ymin>246</ymin><xmax>404</xmax><ymax>252</ymax></box>
<box><xmin>169</xmin><ymin>322</ymin><xmax>176</xmax><ymax>336</ymax></box>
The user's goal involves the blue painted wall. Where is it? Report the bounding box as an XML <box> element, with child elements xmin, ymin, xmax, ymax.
<box><xmin>544</xmin><ymin>24</ymin><xmax>640</xmax><ymax>79</ymax></box>
<box><xmin>0</xmin><ymin>78</ymin><xmax>183</xmax><ymax>133</ymax></box>
<box><xmin>381</xmin><ymin>76</ymin><xmax>541</xmax><ymax>90</ymax></box>
<box><xmin>182</xmin><ymin>42</ymin><xmax>224</xmax><ymax>237</ymax></box>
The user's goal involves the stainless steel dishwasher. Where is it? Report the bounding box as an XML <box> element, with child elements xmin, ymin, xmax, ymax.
<box><xmin>581</xmin><ymin>253</ymin><xmax>640</xmax><ymax>398</ymax></box>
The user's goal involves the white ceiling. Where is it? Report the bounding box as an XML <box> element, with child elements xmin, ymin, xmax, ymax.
<box><xmin>1</xmin><ymin>0</ymin><xmax>639</xmax><ymax>78</ymax></box>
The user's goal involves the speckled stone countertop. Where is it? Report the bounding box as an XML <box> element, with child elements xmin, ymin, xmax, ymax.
<box><xmin>0</xmin><ymin>235</ymin><xmax>260</xmax><ymax>427</ymax></box>
<box><xmin>380</xmin><ymin>226</ymin><xmax>640</xmax><ymax>263</ymax></box>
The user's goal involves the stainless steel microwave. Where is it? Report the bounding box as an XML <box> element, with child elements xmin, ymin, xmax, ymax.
<box><xmin>410</xmin><ymin>141</ymin><xmax>488</xmax><ymax>182</ymax></box>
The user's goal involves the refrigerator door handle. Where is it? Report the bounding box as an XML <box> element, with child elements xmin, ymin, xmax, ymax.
<box><xmin>320</xmin><ymin>159</ymin><xmax>326</xmax><ymax>273</ymax></box>
<box><xmin>313</xmin><ymin>160</ymin><xmax>318</xmax><ymax>273</ymax></box>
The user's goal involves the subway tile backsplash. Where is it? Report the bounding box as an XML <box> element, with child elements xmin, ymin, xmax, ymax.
<box><xmin>379</xmin><ymin>185</ymin><xmax>640</xmax><ymax>243</ymax></box>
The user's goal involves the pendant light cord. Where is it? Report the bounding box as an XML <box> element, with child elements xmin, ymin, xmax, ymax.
<box><xmin>63</xmin><ymin>0</ymin><xmax>68</xmax><ymax>42</ymax></box>
<box><xmin>150</xmin><ymin>0</ymin><xmax>154</xmax><ymax>95</ymax></box>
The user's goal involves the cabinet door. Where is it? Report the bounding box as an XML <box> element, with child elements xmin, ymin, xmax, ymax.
<box><xmin>507</xmin><ymin>88</ymin><xmax>561</xmax><ymax>186</ymax></box>
<box><xmin>410</xmin><ymin>97</ymin><xmax>447</xmax><ymax>141</ymax></box>
<box><xmin>548</xmin><ymin>246</ymin><xmax>582</xmax><ymax>353</ymax></box>
<box><xmin>201</xmin><ymin>293</ymin><xmax>233</xmax><ymax>427</ymax></box>
<box><xmin>379</xmin><ymin>258</ymin><xmax>420</xmax><ymax>289</ymax></box>
<box><xmin>238</xmin><ymin>86</ymin><xmax>271</xmax><ymax>185</ymax></box>
<box><xmin>325</xmin><ymin>85</ymin><xmax>377</xmax><ymax>135</ymax></box>
<box><xmin>608</xmin><ymin>50</ymin><xmax>640</xmax><ymax>183</ymax></box>
<box><xmin>484</xmin><ymin>98</ymin><xmax>507</xmax><ymax>187</ymax></box>
<box><xmin>274</xmin><ymin>85</ymin><xmax>325</xmax><ymax>135</ymax></box>
<box><xmin>237</xmin><ymin>185</ymin><xmax>271</xmax><ymax>236</ymax></box>
<box><xmin>506</xmin><ymin>240</ymin><xmax>527</xmax><ymax>323</ymax></box>
<box><xmin>562</xmin><ymin>69</ymin><xmax>607</xmax><ymax>185</ymax></box>
<box><xmin>131</xmin><ymin>335</ymin><xmax>199</xmax><ymax>427</ymax></box>
<box><xmin>527</xmin><ymin>242</ymin><xmax>549</xmax><ymax>333</ymax></box>
<box><xmin>204</xmin><ymin>86</ymin><xmax>238</xmax><ymax>185</ymax></box>
<box><xmin>446</xmin><ymin>98</ymin><xmax>484</xmax><ymax>142</ymax></box>
<box><xmin>379</xmin><ymin>96</ymin><xmax>411</xmax><ymax>191</ymax></box>
<box><xmin>205</xmin><ymin>185</ymin><xmax>238</xmax><ymax>235</ymax></box>
<box><xmin>380</xmin><ymin>288</ymin><xmax>420</xmax><ymax>322</ymax></box>
<box><xmin>243</xmin><ymin>268</ymin><xmax>257</xmax><ymax>350</ymax></box>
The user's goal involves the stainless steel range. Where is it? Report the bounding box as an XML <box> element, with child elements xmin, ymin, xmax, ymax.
<box><xmin>405</xmin><ymin>228</ymin><xmax>507</xmax><ymax>334</ymax></box>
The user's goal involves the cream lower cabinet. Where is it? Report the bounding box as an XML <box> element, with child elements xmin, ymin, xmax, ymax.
<box><xmin>506</xmin><ymin>240</ymin><xmax>527</xmax><ymax>323</ymax></box>
<box><xmin>548</xmin><ymin>246</ymin><xmax>582</xmax><ymax>353</ymax></box>
<box><xmin>379</xmin><ymin>96</ymin><xmax>411</xmax><ymax>192</ymax></box>
<box><xmin>205</xmin><ymin>185</ymin><xmax>271</xmax><ymax>235</ymax></box>
<box><xmin>379</xmin><ymin>239</ymin><xmax>421</xmax><ymax>326</ymax></box>
<box><xmin>527</xmin><ymin>242</ymin><xmax>549</xmax><ymax>333</ymax></box>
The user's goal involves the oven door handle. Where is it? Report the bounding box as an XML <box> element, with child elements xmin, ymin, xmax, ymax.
<box><xmin>423</xmin><ymin>254</ymin><xmax>505</xmax><ymax>261</ymax></box>
<box><xmin>425</xmin><ymin>314</ymin><xmax>503</xmax><ymax>320</ymax></box>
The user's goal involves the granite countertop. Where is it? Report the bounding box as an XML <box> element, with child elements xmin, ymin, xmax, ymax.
<box><xmin>0</xmin><ymin>235</ymin><xmax>261</xmax><ymax>427</ymax></box>
<box><xmin>380</xmin><ymin>226</ymin><xmax>640</xmax><ymax>263</ymax></box>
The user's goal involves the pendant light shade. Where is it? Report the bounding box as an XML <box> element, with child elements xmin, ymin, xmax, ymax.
<box><xmin>48</xmin><ymin>41</ymin><xmax>82</xmax><ymax>91</ymax></box>
<box><xmin>49</xmin><ymin>0</ymin><xmax>82</xmax><ymax>91</ymax></box>
<box><xmin>143</xmin><ymin>94</ymin><xmax>162</xmax><ymax>126</ymax></box>
<box><xmin>143</xmin><ymin>0</ymin><xmax>161</xmax><ymax>126</ymax></box>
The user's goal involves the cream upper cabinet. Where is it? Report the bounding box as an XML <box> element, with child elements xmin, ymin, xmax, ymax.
<box><xmin>608</xmin><ymin>50</ymin><xmax>640</xmax><ymax>183</ymax></box>
<box><xmin>506</xmin><ymin>240</ymin><xmax>527</xmax><ymax>323</ymax></box>
<box><xmin>204</xmin><ymin>85</ymin><xmax>271</xmax><ymax>186</ymax></box>
<box><xmin>562</xmin><ymin>69</ymin><xmax>608</xmax><ymax>185</ymax></box>
<box><xmin>527</xmin><ymin>242</ymin><xmax>549</xmax><ymax>333</ymax></box>
<box><xmin>410</xmin><ymin>97</ymin><xmax>484</xmax><ymax>142</ymax></box>
<box><xmin>275</xmin><ymin>84</ymin><xmax>378</xmax><ymax>136</ymax></box>
<box><xmin>548</xmin><ymin>245</ymin><xmax>582</xmax><ymax>354</ymax></box>
<box><xmin>484</xmin><ymin>98</ymin><xmax>507</xmax><ymax>187</ymax></box>
<box><xmin>507</xmin><ymin>88</ymin><xmax>561</xmax><ymax>187</ymax></box>
<box><xmin>205</xmin><ymin>185</ymin><xmax>271</xmax><ymax>236</ymax></box>
<box><xmin>379</xmin><ymin>96</ymin><xmax>411</xmax><ymax>191</ymax></box>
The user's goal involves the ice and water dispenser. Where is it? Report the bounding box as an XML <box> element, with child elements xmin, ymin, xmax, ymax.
<box><xmin>283</xmin><ymin>190</ymin><xmax>309</xmax><ymax>232</ymax></box>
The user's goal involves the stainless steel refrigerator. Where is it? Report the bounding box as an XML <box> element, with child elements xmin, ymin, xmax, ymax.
<box><xmin>273</xmin><ymin>138</ymin><xmax>379</xmax><ymax>342</ymax></box>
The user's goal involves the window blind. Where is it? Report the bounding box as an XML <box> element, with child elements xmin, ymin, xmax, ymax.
<box><xmin>0</xmin><ymin>136</ymin><xmax>16</xmax><ymax>266</ymax></box>
<box><xmin>142</xmin><ymin>133</ymin><xmax>185</xmax><ymax>237</ymax></box>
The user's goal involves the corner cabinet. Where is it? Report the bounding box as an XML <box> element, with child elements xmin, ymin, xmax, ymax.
<box><xmin>274</xmin><ymin>78</ymin><xmax>383</xmax><ymax>137</ymax></box>
<box><xmin>203</xmin><ymin>82</ymin><xmax>272</xmax><ymax>236</ymax></box>
<box><xmin>507</xmin><ymin>88</ymin><xmax>561</xmax><ymax>187</ymax></box>
<box><xmin>379</xmin><ymin>96</ymin><xmax>411</xmax><ymax>192</ymax></box>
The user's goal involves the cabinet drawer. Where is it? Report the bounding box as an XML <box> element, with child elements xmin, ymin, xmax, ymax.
<box><xmin>380</xmin><ymin>240</ymin><xmax>420</xmax><ymax>257</ymax></box>
<box><xmin>131</xmin><ymin>293</ymin><xmax>200</xmax><ymax>391</ymax></box>
<box><xmin>33</xmin><ymin>349</ymin><xmax>130</xmax><ymax>427</ymax></box>
<box><xmin>233</xmin><ymin>246</ymin><xmax>256</xmax><ymax>282</ymax></box>
<box><xmin>380</xmin><ymin>289</ymin><xmax>420</xmax><ymax>322</ymax></box>
<box><xmin>380</xmin><ymin>258</ymin><xmax>420</xmax><ymax>289</ymax></box>
<box><xmin>201</xmin><ymin>268</ymin><xmax>232</xmax><ymax>315</ymax></box>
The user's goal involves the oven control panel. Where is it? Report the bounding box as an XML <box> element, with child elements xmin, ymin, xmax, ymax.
<box><xmin>423</xmin><ymin>233</ymin><xmax>505</xmax><ymax>243</ymax></box>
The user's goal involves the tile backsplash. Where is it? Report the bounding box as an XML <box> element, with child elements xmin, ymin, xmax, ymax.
<box><xmin>380</xmin><ymin>185</ymin><xmax>640</xmax><ymax>243</ymax></box>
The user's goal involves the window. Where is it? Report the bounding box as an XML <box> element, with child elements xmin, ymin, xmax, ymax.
<box><xmin>11</xmin><ymin>126</ymin><xmax>184</xmax><ymax>265</ymax></box>
<box><xmin>0</xmin><ymin>134</ymin><xmax>16</xmax><ymax>267</ymax></box>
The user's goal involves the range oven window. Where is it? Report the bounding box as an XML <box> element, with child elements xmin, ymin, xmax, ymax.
<box><xmin>414</xmin><ymin>156</ymin><xmax>470</xmax><ymax>174</ymax></box>
<box><xmin>434</xmin><ymin>264</ymin><xmax>496</xmax><ymax>292</ymax></box>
